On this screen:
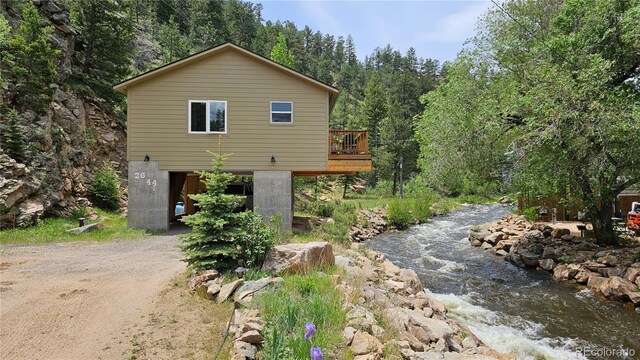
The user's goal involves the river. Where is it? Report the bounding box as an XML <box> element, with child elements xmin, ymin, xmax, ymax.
<box><xmin>366</xmin><ymin>204</ymin><xmax>640</xmax><ymax>360</ymax></box>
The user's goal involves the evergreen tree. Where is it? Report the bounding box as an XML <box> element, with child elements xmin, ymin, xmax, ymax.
<box><xmin>0</xmin><ymin>14</ymin><xmax>11</xmax><ymax>85</ymax></box>
<box><xmin>270</xmin><ymin>32</ymin><xmax>295</xmax><ymax>67</ymax></box>
<box><xmin>361</xmin><ymin>70</ymin><xmax>387</xmax><ymax>148</ymax></box>
<box><xmin>3</xmin><ymin>108</ymin><xmax>27</xmax><ymax>164</ymax></box>
<box><xmin>6</xmin><ymin>2</ymin><xmax>59</xmax><ymax>113</ymax></box>
<box><xmin>71</xmin><ymin>0</ymin><xmax>134</xmax><ymax>104</ymax></box>
<box><xmin>179</xmin><ymin>153</ymin><xmax>248</xmax><ymax>271</ymax></box>
<box><xmin>158</xmin><ymin>16</ymin><xmax>191</xmax><ymax>63</ymax></box>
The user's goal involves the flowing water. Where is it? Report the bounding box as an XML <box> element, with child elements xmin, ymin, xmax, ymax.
<box><xmin>367</xmin><ymin>204</ymin><xmax>640</xmax><ymax>360</ymax></box>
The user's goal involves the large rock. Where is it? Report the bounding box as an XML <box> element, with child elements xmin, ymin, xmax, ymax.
<box><xmin>484</xmin><ymin>232</ymin><xmax>504</xmax><ymax>245</ymax></box>
<box><xmin>262</xmin><ymin>242</ymin><xmax>335</xmax><ymax>274</ymax></box>
<box><xmin>599</xmin><ymin>276</ymin><xmax>637</xmax><ymax>301</ymax></box>
<box><xmin>189</xmin><ymin>270</ymin><xmax>220</xmax><ymax>291</ymax></box>
<box><xmin>216</xmin><ymin>279</ymin><xmax>244</xmax><ymax>303</ymax></box>
<box><xmin>551</xmin><ymin>228</ymin><xmax>570</xmax><ymax>239</ymax></box>
<box><xmin>351</xmin><ymin>330</ymin><xmax>383</xmax><ymax>356</ymax></box>
<box><xmin>399</xmin><ymin>268</ymin><xmax>422</xmax><ymax>291</ymax></box>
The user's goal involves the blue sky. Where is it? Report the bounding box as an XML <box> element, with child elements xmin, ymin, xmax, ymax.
<box><xmin>258</xmin><ymin>0</ymin><xmax>494</xmax><ymax>63</ymax></box>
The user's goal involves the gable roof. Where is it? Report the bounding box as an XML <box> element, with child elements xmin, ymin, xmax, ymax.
<box><xmin>113</xmin><ymin>42</ymin><xmax>340</xmax><ymax>111</ymax></box>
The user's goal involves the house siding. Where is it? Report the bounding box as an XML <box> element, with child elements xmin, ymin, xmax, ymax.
<box><xmin>127</xmin><ymin>48</ymin><xmax>329</xmax><ymax>172</ymax></box>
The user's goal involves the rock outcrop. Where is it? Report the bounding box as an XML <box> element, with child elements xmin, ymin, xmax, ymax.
<box><xmin>470</xmin><ymin>215</ymin><xmax>640</xmax><ymax>307</ymax></box>
<box><xmin>1</xmin><ymin>0</ymin><xmax>131</xmax><ymax>228</ymax></box>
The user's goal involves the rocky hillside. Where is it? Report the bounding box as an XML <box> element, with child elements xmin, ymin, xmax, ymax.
<box><xmin>0</xmin><ymin>1</ymin><xmax>133</xmax><ymax>228</ymax></box>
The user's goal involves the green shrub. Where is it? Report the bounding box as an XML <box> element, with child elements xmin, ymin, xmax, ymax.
<box><xmin>88</xmin><ymin>164</ymin><xmax>120</xmax><ymax>210</ymax></box>
<box><xmin>236</xmin><ymin>211</ymin><xmax>277</xmax><ymax>268</ymax></box>
<box><xmin>411</xmin><ymin>198</ymin><xmax>433</xmax><ymax>223</ymax></box>
<box><xmin>3</xmin><ymin>108</ymin><xmax>27</xmax><ymax>163</ymax></box>
<box><xmin>307</xmin><ymin>200</ymin><xmax>337</xmax><ymax>217</ymax></box>
<box><xmin>388</xmin><ymin>198</ymin><xmax>413</xmax><ymax>229</ymax></box>
<box><xmin>517</xmin><ymin>207</ymin><xmax>538</xmax><ymax>223</ymax></box>
<box><xmin>317</xmin><ymin>201</ymin><xmax>357</xmax><ymax>243</ymax></box>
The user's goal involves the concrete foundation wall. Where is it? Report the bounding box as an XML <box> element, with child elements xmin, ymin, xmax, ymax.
<box><xmin>253</xmin><ymin>171</ymin><xmax>292</xmax><ymax>231</ymax></box>
<box><xmin>128</xmin><ymin>161</ymin><xmax>170</xmax><ymax>230</ymax></box>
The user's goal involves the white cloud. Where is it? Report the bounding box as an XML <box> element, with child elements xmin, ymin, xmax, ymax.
<box><xmin>420</xmin><ymin>1</ymin><xmax>492</xmax><ymax>43</ymax></box>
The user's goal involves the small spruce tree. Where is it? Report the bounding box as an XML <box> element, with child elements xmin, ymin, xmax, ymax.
<box><xmin>3</xmin><ymin>108</ymin><xmax>27</xmax><ymax>164</ymax></box>
<box><xmin>180</xmin><ymin>152</ymin><xmax>247</xmax><ymax>271</ymax></box>
<box><xmin>180</xmin><ymin>152</ymin><xmax>276</xmax><ymax>271</ymax></box>
<box><xmin>88</xmin><ymin>163</ymin><xmax>120</xmax><ymax>210</ymax></box>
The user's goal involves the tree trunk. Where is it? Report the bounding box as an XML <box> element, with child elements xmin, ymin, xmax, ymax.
<box><xmin>392</xmin><ymin>169</ymin><xmax>398</xmax><ymax>196</ymax></box>
<box><xmin>342</xmin><ymin>175</ymin><xmax>350</xmax><ymax>199</ymax></box>
<box><xmin>591</xmin><ymin>197</ymin><xmax>617</xmax><ymax>245</ymax></box>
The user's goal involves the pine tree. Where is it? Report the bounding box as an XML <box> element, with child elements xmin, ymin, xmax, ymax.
<box><xmin>270</xmin><ymin>32</ymin><xmax>295</xmax><ymax>67</ymax></box>
<box><xmin>71</xmin><ymin>0</ymin><xmax>134</xmax><ymax>104</ymax></box>
<box><xmin>6</xmin><ymin>2</ymin><xmax>59</xmax><ymax>113</ymax></box>
<box><xmin>3</xmin><ymin>108</ymin><xmax>27</xmax><ymax>164</ymax></box>
<box><xmin>179</xmin><ymin>152</ymin><xmax>247</xmax><ymax>271</ymax></box>
<box><xmin>361</xmin><ymin>70</ymin><xmax>387</xmax><ymax>148</ymax></box>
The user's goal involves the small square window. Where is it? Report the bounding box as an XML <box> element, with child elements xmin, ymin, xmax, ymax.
<box><xmin>270</xmin><ymin>101</ymin><xmax>293</xmax><ymax>124</ymax></box>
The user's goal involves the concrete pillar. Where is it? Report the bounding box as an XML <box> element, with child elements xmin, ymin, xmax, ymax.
<box><xmin>253</xmin><ymin>171</ymin><xmax>292</xmax><ymax>231</ymax></box>
<box><xmin>128</xmin><ymin>160</ymin><xmax>169</xmax><ymax>230</ymax></box>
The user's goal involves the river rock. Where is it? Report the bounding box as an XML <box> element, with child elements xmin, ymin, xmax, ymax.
<box><xmin>481</xmin><ymin>242</ymin><xmax>493</xmax><ymax>250</ymax></box>
<box><xmin>539</xmin><ymin>259</ymin><xmax>555</xmax><ymax>271</ymax></box>
<box><xmin>399</xmin><ymin>268</ymin><xmax>422</xmax><ymax>291</ymax></box>
<box><xmin>347</xmin><ymin>305</ymin><xmax>377</xmax><ymax>332</ymax></box>
<box><xmin>624</xmin><ymin>267</ymin><xmax>639</xmax><ymax>283</ymax></box>
<box><xmin>351</xmin><ymin>330</ymin><xmax>383</xmax><ymax>355</ymax></box>
<box><xmin>484</xmin><ymin>232</ymin><xmax>504</xmax><ymax>245</ymax></box>
<box><xmin>343</xmin><ymin>326</ymin><xmax>357</xmax><ymax>345</ymax></box>
<box><xmin>597</xmin><ymin>267</ymin><xmax>626</xmax><ymax>278</ymax></box>
<box><xmin>599</xmin><ymin>276</ymin><xmax>637</xmax><ymax>301</ymax></box>
<box><xmin>587</xmin><ymin>275</ymin><xmax>608</xmax><ymax>291</ymax></box>
<box><xmin>262</xmin><ymin>241</ymin><xmax>335</xmax><ymax>274</ymax></box>
<box><xmin>598</xmin><ymin>255</ymin><xmax>619</xmax><ymax>266</ymax></box>
<box><xmin>383</xmin><ymin>307</ymin><xmax>410</xmax><ymax>332</ymax></box>
<box><xmin>495</xmin><ymin>239</ymin><xmax>516</xmax><ymax>251</ymax></box>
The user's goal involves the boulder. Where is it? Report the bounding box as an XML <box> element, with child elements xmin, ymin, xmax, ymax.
<box><xmin>399</xmin><ymin>268</ymin><xmax>422</xmax><ymax>291</ymax></box>
<box><xmin>206</xmin><ymin>278</ymin><xmax>224</xmax><ymax>300</ymax></box>
<box><xmin>495</xmin><ymin>239</ymin><xmax>516</xmax><ymax>251</ymax></box>
<box><xmin>624</xmin><ymin>267</ymin><xmax>639</xmax><ymax>283</ymax></box>
<box><xmin>599</xmin><ymin>276</ymin><xmax>637</xmax><ymax>301</ymax></box>
<box><xmin>587</xmin><ymin>275</ymin><xmax>607</xmax><ymax>292</ymax></box>
<box><xmin>216</xmin><ymin>279</ymin><xmax>244</xmax><ymax>303</ymax></box>
<box><xmin>262</xmin><ymin>242</ymin><xmax>335</xmax><ymax>274</ymax></box>
<box><xmin>347</xmin><ymin>305</ymin><xmax>377</xmax><ymax>332</ymax></box>
<box><xmin>539</xmin><ymin>259</ymin><xmax>555</xmax><ymax>271</ymax></box>
<box><xmin>598</xmin><ymin>255</ymin><xmax>619</xmax><ymax>266</ymax></box>
<box><xmin>597</xmin><ymin>267</ymin><xmax>626</xmax><ymax>278</ymax></box>
<box><xmin>553</xmin><ymin>264</ymin><xmax>579</xmax><ymax>281</ymax></box>
<box><xmin>551</xmin><ymin>228</ymin><xmax>570</xmax><ymax>239</ymax></box>
<box><xmin>480</xmin><ymin>242</ymin><xmax>493</xmax><ymax>250</ymax></box>
<box><xmin>351</xmin><ymin>330</ymin><xmax>384</xmax><ymax>356</ymax></box>
<box><xmin>233</xmin><ymin>277</ymin><xmax>279</xmax><ymax>302</ymax></box>
<box><xmin>484</xmin><ymin>232</ymin><xmax>504</xmax><ymax>245</ymax></box>
<box><xmin>382</xmin><ymin>307</ymin><xmax>410</xmax><ymax>332</ymax></box>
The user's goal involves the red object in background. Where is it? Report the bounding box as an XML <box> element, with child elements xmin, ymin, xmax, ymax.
<box><xmin>628</xmin><ymin>201</ymin><xmax>640</xmax><ymax>232</ymax></box>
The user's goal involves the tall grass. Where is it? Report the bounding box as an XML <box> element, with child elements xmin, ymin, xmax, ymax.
<box><xmin>256</xmin><ymin>271</ymin><xmax>346</xmax><ymax>359</ymax></box>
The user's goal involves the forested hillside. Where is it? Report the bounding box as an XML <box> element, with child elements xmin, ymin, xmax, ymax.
<box><xmin>0</xmin><ymin>0</ymin><xmax>439</xmax><ymax>228</ymax></box>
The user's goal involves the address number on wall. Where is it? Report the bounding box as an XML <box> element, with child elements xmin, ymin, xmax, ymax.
<box><xmin>134</xmin><ymin>172</ymin><xmax>157</xmax><ymax>191</ymax></box>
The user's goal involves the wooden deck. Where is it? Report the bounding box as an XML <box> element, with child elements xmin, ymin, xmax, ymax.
<box><xmin>296</xmin><ymin>130</ymin><xmax>372</xmax><ymax>175</ymax></box>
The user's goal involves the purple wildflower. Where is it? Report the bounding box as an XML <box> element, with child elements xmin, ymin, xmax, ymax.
<box><xmin>304</xmin><ymin>322</ymin><xmax>317</xmax><ymax>339</ymax></box>
<box><xmin>310</xmin><ymin>346</ymin><xmax>324</xmax><ymax>360</ymax></box>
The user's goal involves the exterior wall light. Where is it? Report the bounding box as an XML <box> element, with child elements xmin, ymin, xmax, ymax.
<box><xmin>235</xmin><ymin>267</ymin><xmax>246</xmax><ymax>279</ymax></box>
<box><xmin>271</xmin><ymin>155</ymin><xmax>276</xmax><ymax>163</ymax></box>
<box><xmin>144</xmin><ymin>154</ymin><xmax>150</xmax><ymax>162</ymax></box>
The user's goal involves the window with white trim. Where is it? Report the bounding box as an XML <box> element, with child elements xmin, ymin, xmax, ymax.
<box><xmin>189</xmin><ymin>100</ymin><xmax>227</xmax><ymax>133</ymax></box>
<box><xmin>270</xmin><ymin>101</ymin><xmax>293</xmax><ymax>124</ymax></box>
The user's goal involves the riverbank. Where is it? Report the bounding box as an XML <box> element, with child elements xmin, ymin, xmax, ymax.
<box><xmin>469</xmin><ymin>215</ymin><xmax>640</xmax><ymax>308</ymax></box>
<box><xmin>198</xmin><ymin>241</ymin><xmax>515</xmax><ymax>359</ymax></box>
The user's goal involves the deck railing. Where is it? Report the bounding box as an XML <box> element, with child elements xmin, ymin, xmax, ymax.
<box><xmin>329</xmin><ymin>130</ymin><xmax>369</xmax><ymax>155</ymax></box>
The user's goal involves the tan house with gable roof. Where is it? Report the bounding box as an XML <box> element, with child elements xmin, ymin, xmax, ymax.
<box><xmin>113</xmin><ymin>42</ymin><xmax>371</xmax><ymax>230</ymax></box>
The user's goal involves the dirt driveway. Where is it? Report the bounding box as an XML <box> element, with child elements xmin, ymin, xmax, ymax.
<box><xmin>0</xmin><ymin>233</ymin><xmax>187</xmax><ymax>360</ymax></box>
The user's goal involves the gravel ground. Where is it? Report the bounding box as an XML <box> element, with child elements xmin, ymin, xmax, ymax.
<box><xmin>0</xmin><ymin>232</ymin><xmax>186</xmax><ymax>360</ymax></box>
